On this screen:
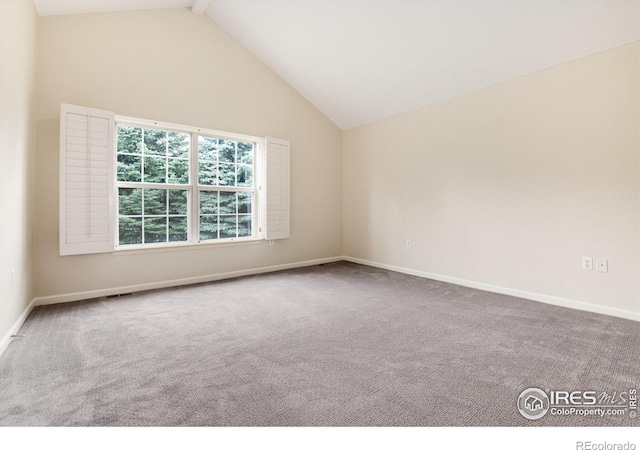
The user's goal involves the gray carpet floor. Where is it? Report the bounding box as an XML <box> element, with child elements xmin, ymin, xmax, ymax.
<box><xmin>0</xmin><ymin>261</ymin><xmax>638</xmax><ymax>426</ymax></box>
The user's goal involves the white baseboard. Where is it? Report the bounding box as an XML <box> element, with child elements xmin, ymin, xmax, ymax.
<box><xmin>343</xmin><ymin>256</ymin><xmax>640</xmax><ymax>322</ymax></box>
<box><xmin>33</xmin><ymin>256</ymin><xmax>343</xmax><ymax>307</ymax></box>
<box><xmin>0</xmin><ymin>298</ymin><xmax>36</xmax><ymax>358</ymax></box>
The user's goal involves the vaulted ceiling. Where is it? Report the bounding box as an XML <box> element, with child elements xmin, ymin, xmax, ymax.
<box><xmin>33</xmin><ymin>0</ymin><xmax>640</xmax><ymax>129</ymax></box>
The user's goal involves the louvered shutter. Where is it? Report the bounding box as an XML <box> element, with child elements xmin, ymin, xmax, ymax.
<box><xmin>263</xmin><ymin>137</ymin><xmax>290</xmax><ymax>240</ymax></box>
<box><xmin>59</xmin><ymin>104</ymin><xmax>115</xmax><ymax>255</ymax></box>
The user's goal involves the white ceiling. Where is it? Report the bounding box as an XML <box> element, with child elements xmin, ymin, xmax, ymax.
<box><xmin>33</xmin><ymin>0</ymin><xmax>640</xmax><ymax>129</ymax></box>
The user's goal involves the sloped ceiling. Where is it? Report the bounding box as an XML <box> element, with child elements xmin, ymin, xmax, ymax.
<box><xmin>33</xmin><ymin>0</ymin><xmax>640</xmax><ymax>129</ymax></box>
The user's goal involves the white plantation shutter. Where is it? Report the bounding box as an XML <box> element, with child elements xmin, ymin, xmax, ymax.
<box><xmin>263</xmin><ymin>137</ymin><xmax>290</xmax><ymax>240</ymax></box>
<box><xmin>59</xmin><ymin>104</ymin><xmax>115</xmax><ymax>255</ymax></box>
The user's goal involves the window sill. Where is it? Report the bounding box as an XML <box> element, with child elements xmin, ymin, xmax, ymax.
<box><xmin>111</xmin><ymin>237</ymin><xmax>263</xmax><ymax>256</ymax></box>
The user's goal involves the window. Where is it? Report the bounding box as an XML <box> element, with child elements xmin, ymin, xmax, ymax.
<box><xmin>115</xmin><ymin>121</ymin><xmax>258</xmax><ymax>248</ymax></box>
<box><xmin>59</xmin><ymin>104</ymin><xmax>289</xmax><ymax>256</ymax></box>
<box><xmin>196</xmin><ymin>136</ymin><xmax>254</xmax><ymax>241</ymax></box>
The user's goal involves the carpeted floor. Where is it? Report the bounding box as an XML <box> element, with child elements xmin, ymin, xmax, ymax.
<box><xmin>0</xmin><ymin>261</ymin><xmax>638</xmax><ymax>426</ymax></box>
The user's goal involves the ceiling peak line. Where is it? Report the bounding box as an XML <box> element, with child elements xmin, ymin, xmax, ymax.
<box><xmin>191</xmin><ymin>0</ymin><xmax>211</xmax><ymax>15</ymax></box>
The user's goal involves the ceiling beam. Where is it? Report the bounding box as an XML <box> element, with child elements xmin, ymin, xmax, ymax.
<box><xmin>191</xmin><ymin>0</ymin><xmax>211</xmax><ymax>15</ymax></box>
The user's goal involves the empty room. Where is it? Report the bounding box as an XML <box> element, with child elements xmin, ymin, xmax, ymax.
<box><xmin>1</xmin><ymin>0</ymin><xmax>639</xmax><ymax>441</ymax></box>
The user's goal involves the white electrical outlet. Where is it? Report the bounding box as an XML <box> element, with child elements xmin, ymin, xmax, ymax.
<box><xmin>582</xmin><ymin>257</ymin><xmax>592</xmax><ymax>270</ymax></box>
<box><xmin>597</xmin><ymin>259</ymin><xmax>608</xmax><ymax>273</ymax></box>
<box><xmin>269</xmin><ymin>240</ymin><xmax>275</xmax><ymax>246</ymax></box>
<box><xmin>405</xmin><ymin>239</ymin><xmax>411</xmax><ymax>248</ymax></box>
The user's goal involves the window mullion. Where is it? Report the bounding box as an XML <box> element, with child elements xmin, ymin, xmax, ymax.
<box><xmin>198</xmin><ymin>186</ymin><xmax>253</xmax><ymax>193</ymax></box>
<box><xmin>234</xmin><ymin>141</ymin><xmax>238</xmax><ymax>188</ymax></box>
<box><xmin>190</xmin><ymin>132</ymin><xmax>200</xmax><ymax>243</ymax></box>
<box><xmin>165</xmin><ymin>130</ymin><xmax>169</xmax><ymax>184</ymax></box>
<box><xmin>165</xmin><ymin>186</ymin><xmax>170</xmax><ymax>243</ymax></box>
<box><xmin>141</xmin><ymin>128</ymin><xmax>145</xmax><ymax>183</ymax></box>
<box><xmin>117</xmin><ymin>182</ymin><xmax>187</xmax><ymax>190</ymax></box>
<box><xmin>141</xmin><ymin>188</ymin><xmax>146</xmax><ymax>244</ymax></box>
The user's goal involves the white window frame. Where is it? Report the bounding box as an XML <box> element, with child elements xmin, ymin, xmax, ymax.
<box><xmin>60</xmin><ymin>103</ymin><xmax>289</xmax><ymax>256</ymax></box>
<box><xmin>114</xmin><ymin>116</ymin><xmax>262</xmax><ymax>251</ymax></box>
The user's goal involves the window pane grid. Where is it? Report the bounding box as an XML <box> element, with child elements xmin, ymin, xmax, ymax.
<box><xmin>197</xmin><ymin>136</ymin><xmax>254</xmax><ymax>188</ymax></box>
<box><xmin>198</xmin><ymin>190</ymin><xmax>253</xmax><ymax>242</ymax></box>
<box><xmin>117</xmin><ymin>125</ymin><xmax>190</xmax><ymax>186</ymax></box>
<box><xmin>118</xmin><ymin>187</ymin><xmax>188</xmax><ymax>245</ymax></box>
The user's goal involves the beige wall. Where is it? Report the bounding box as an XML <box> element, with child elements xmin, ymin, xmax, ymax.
<box><xmin>0</xmin><ymin>2</ymin><xmax>37</xmax><ymax>345</ymax></box>
<box><xmin>34</xmin><ymin>8</ymin><xmax>343</xmax><ymax>299</ymax></box>
<box><xmin>344</xmin><ymin>43</ymin><xmax>640</xmax><ymax>317</ymax></box>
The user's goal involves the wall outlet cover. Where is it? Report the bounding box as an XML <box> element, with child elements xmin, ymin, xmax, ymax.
<box><xmin>597</xmin><ymin>259</ymin><xmax>608</xmax><ymax>273</ymax></box>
